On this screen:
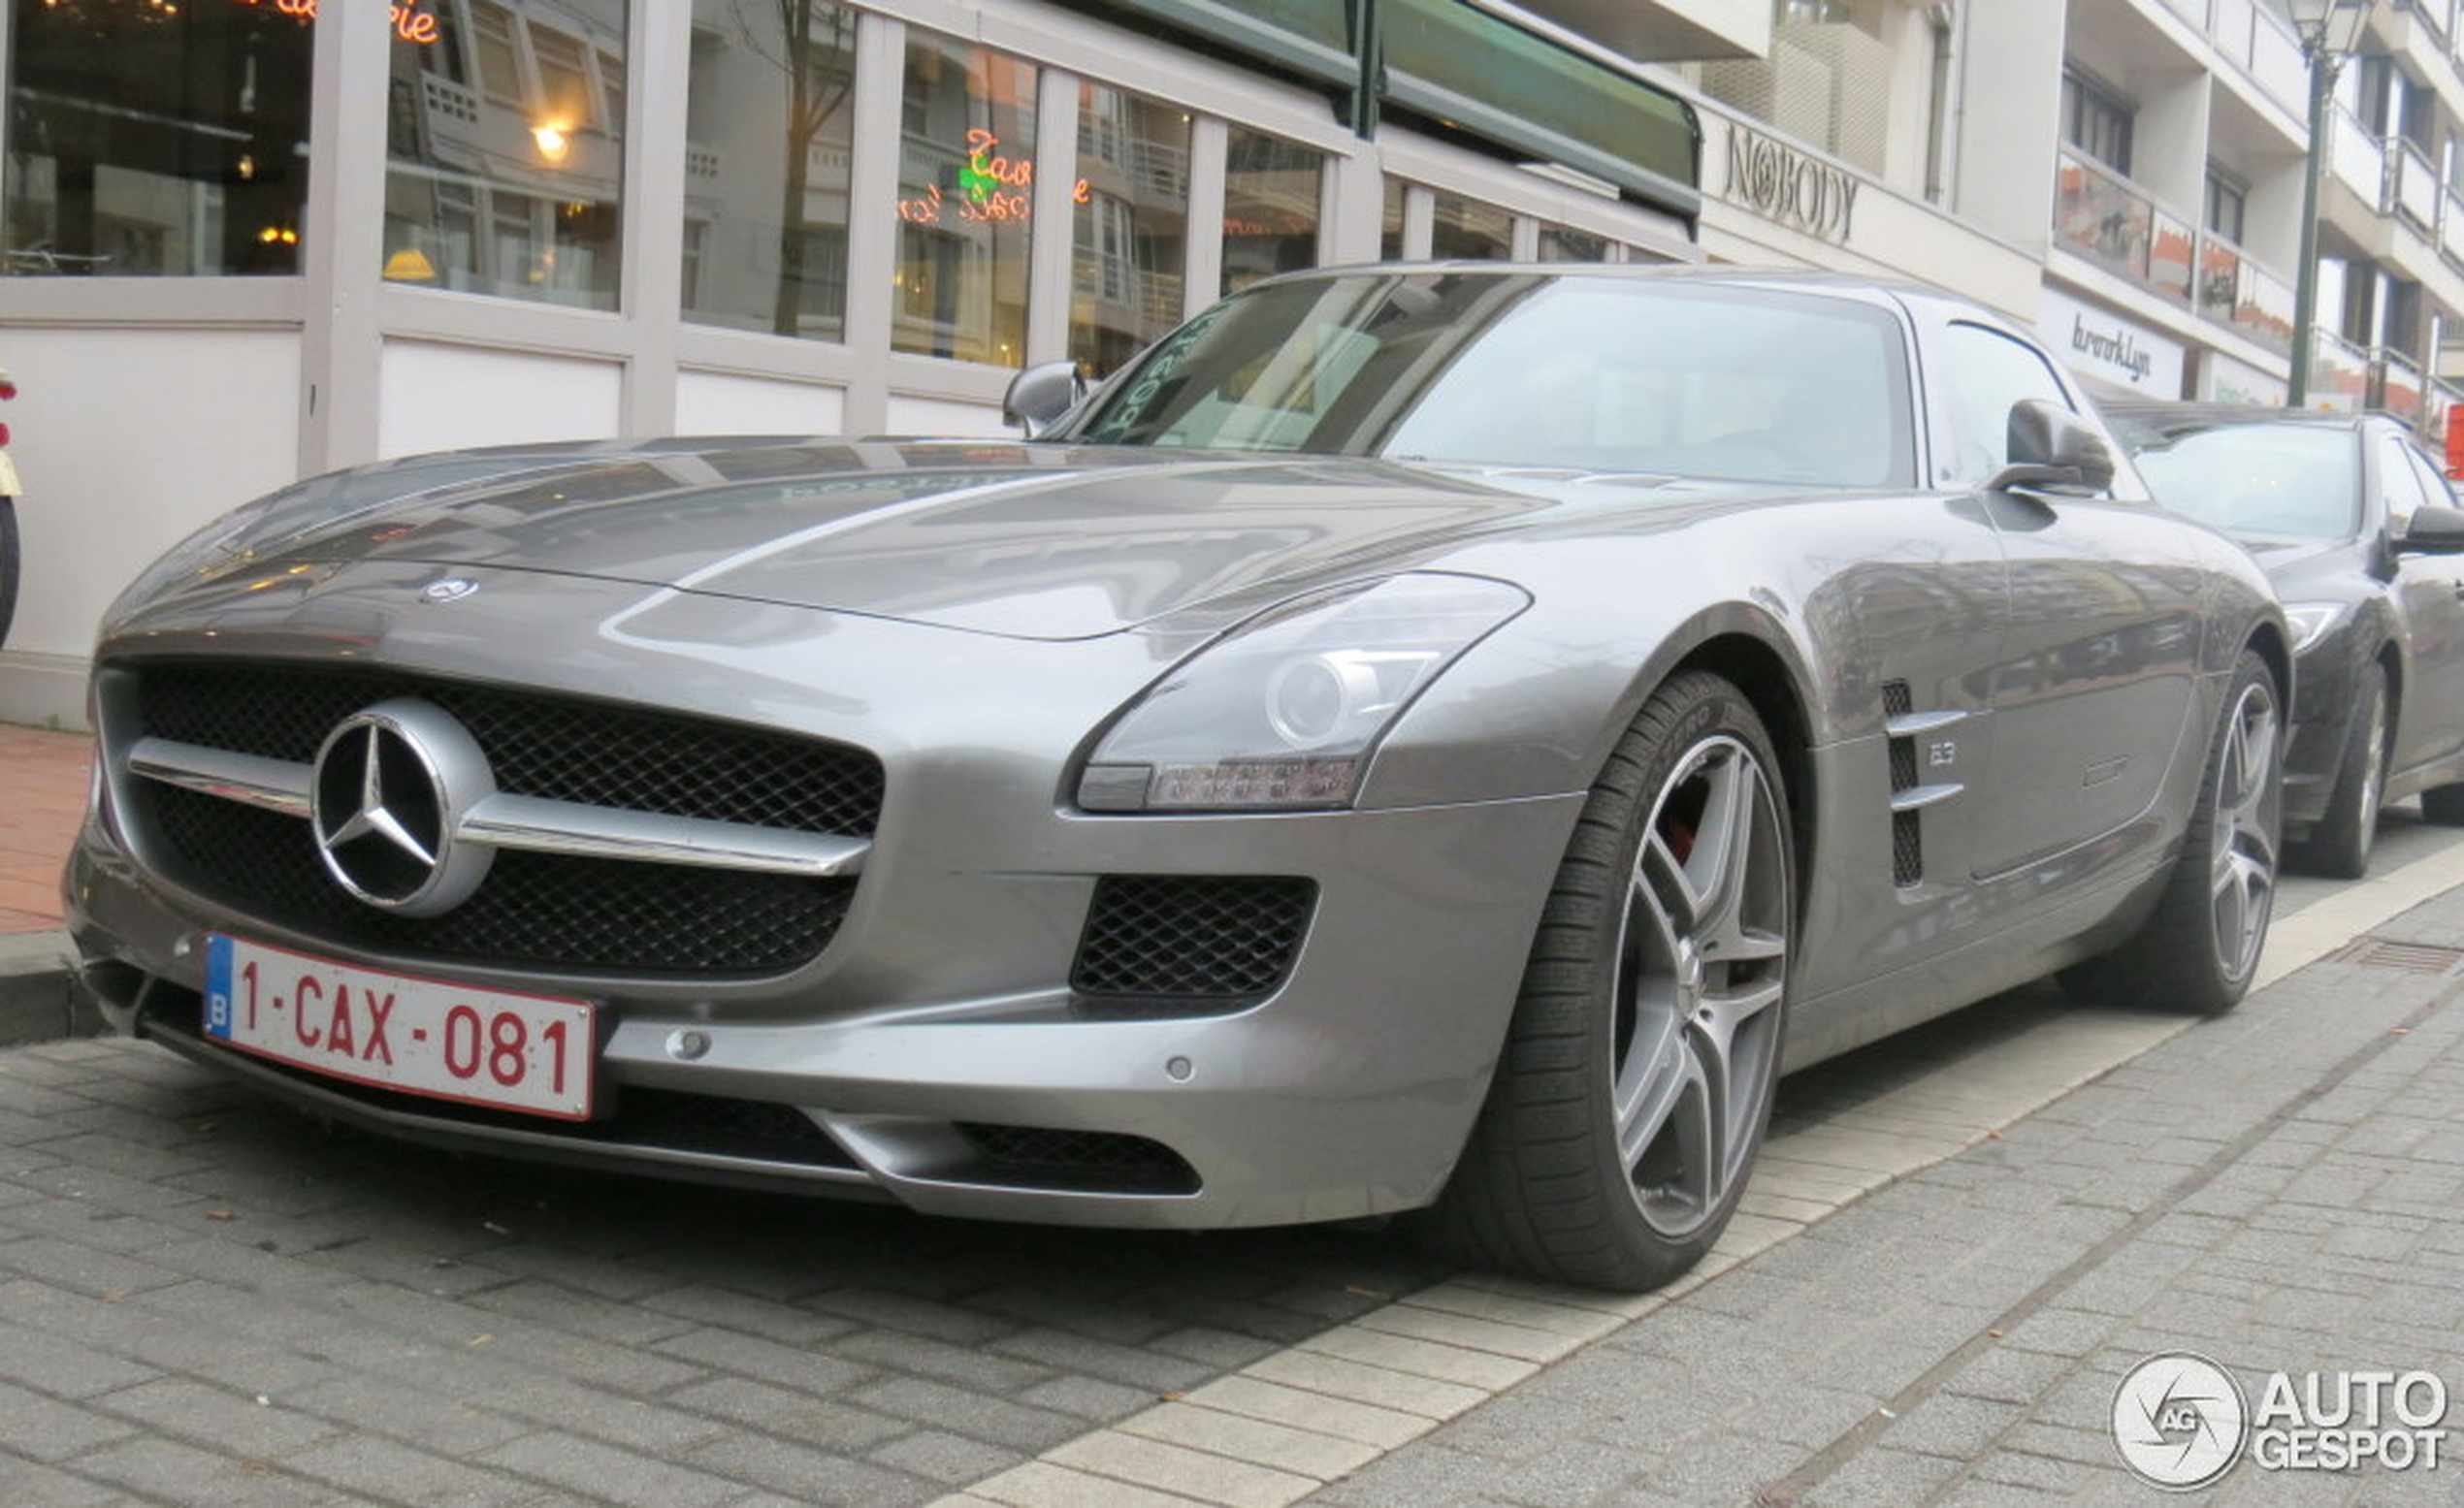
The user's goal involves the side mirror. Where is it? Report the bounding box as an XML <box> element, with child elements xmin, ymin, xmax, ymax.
<box><xmin>1986</xmin><ymin>399</ymin><xmax>2116</xmax><ymax>496</ymax></box>
<box><xmin>1002</xmin><ymin>361</ymin><xmax>1086</xmax><ymax>438</ymax></box>
<box><xmin>2399</xmin><ymin>502</ymin><xmax>2464</xmax><ymax>554</ymax></box>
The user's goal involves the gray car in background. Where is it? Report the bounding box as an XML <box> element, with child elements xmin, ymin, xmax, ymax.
<box><xmin>2108</xmin><ymin>402</ymin><xmax>2464</xmax><ymax>878</ymax></box>
<box><xmin>66</xmin><ymin>268</ymin><xmax>2285</xmax><ymax>1291</ymax></box>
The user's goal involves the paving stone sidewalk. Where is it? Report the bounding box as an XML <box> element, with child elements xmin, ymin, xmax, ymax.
<box><xmin>1313</xmin><ymin>900</ymin><xmax>2464</xmax><ymax>1505</ymax></box>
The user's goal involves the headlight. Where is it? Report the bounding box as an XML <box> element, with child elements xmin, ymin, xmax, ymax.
<box><xmin>2282</xmin><ymin>601</ymin><xmax>2345</xmax><ymax>655</ymax></box>
<box><xmin>1078</xmin><ymin>572</ymin><xmax>1530</xmax><ymax>812</ymax></box>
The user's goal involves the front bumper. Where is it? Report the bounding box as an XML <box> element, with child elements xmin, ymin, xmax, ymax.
<box><xmin>67</xmin><ymin>571</ymin><xmax>1589</xmax><ymax>1230</ymax></box>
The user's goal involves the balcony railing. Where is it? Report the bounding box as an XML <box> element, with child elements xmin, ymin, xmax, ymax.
<box><xmin>2309</xmin><ymin>330</ymin><xmax>2373</xmax><ymax>414</ymax></box>
<box><xmin>2054</xmin><ymin>147</ymin><xmax>2291</xmax><ymax>354</ymax></box>
<box><xmin>2395</xmin><ymin>141</ymin><xmax>2442</xmax><ymax>228</ymax></box>
<box><xmin>2374</xmin><ymin>346</ymin><xmax>2428</xmax><ymax>423</ymax></box>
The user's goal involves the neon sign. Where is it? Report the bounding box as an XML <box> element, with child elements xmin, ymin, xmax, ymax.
<box><xmin>896</xmin><ymin>131</ymin><xmax>1091</xmax><ymax>226</ymax></box>
<box><xmin>234</xmin><ymin>0</ymin><xmax>441</xmax><ymax>45</ymax></box>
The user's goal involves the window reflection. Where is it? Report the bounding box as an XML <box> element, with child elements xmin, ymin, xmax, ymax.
<box><xmin>1432</xmin><ymin>193</ymin><xmax>1510</xmax><ymax>260</ymax></box>
<box><xmin>683</xmin><ymin>0</ymin><xmax>858</xmax><ymax>340</ymax></box>
<box><xmin>1071</xmin><ymin>83</ymin><xmax>1189</xmax><ymax>379</ymax></box>
<box><xmin>1221</xmin><ymin>129</ymin><xmax>1320</xmax><ymax>295</ymax></box>
<box><xmin>5</xmin><ymin>0</ymin><xmax>313</xmax><ymax>276</ymax></box>
<box><xmin>1539</xmin><ymin>225</ymin><xmax>1608</xmax><ymax>262</ymax></box>
<box><xmin>894</xmin><ymin>33</ymin><xmax>1036</xmax><ymax>365</ymax></box>
<box><xmin>1380</xmin><ymin>177</ymin><xmax>1407</xmax><ymax>260</ymax></box>
<box><xmin>383</xmin><ymin>0</ymin><xmax>628</xmax><ymax>309</ymax></box>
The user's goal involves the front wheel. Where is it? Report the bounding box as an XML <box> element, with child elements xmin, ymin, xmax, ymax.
<box><xmin>1425</xmin><ymin>671</ymin><xmax>1793</xmax><ymax>1291</ymax></box>
<box><xmin>2293</xmin><ymin>662</ymin><xmax>2385</xmax><ymax>880</ymax></box>
<box><xmin>2072</xmin><ymin>650</ymin><xmax>2282</xmax><ymax>1015</ymax></box>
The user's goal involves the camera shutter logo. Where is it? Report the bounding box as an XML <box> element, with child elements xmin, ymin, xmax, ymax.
<box><xmin>2113</xmin><ymin>1352</ymin><xmax>2251</xmax><ymax>1490</ymax></box>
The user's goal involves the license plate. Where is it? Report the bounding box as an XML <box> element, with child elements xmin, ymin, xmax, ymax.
<box><xmin>204</xmin><ymin>935</ymin><xmax>596</xmax><ymax>1120</ymax></box>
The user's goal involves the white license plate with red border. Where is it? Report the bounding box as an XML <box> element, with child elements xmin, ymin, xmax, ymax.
<box><xmin>204</xmin><ymin>935</ymin><xmax>596</xmax><ymax>1120</ymax></box>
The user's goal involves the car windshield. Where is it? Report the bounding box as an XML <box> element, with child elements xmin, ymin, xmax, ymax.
<box><xmin>1061</xmin><ymin>272</ymin><xmax>1916</xmax><ymax>488</ymax></box>
<box><xmin>2116</xmin><ymin>421</ymin><xmax>2359</xmax><ymax>544</ymax></box>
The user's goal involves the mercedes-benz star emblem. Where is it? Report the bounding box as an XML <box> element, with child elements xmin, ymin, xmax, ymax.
<box><xmin>420</xmin><ymin>577</ymin><xmax>479</xmax><ymax>604</ymax></box>
<box><xmin>309</xmin><ymin>699</ymin><xmax>498</xmax><ymax>915</ymax></box>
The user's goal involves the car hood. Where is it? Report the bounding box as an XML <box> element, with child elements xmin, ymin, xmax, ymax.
<box><xmin>245</xmin><ymin>439</ymin><xmax>1674</xmax><ymax>640</ymax></box>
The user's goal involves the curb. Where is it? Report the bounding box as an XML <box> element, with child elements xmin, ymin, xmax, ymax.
<box><xmin>0</xmin><ymin>929</ymin><xmax>96</xmax><ymax>1047</ymax></box>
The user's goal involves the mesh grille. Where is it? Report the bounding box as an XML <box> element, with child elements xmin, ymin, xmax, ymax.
<box><xmin>1893</xmin><ymin>809</ymin><xmax>1923</xmax><ymax>888</ymax></box>
<box><xmin>1888</xmin><ymin>737</ymin><xmax>1917</xmax><ymax>793</ymax></box>
<box><xmin>1881</xmin><ymin>679</ymin><xmax>1913</xmax><ymax>719</ymax></box>
<box><xmin>132</xmin><ymin>662</ymin><xmax>883</xmax><ymax>837</ymax></box>
<box><xmin>956</xmin><ymin>1122</ymin><xmax>1200</xmax><ymax>1195</ymax></box>
<box><xmin>1072</xmin><ymin>876</ymin><xmax>1315</xmax><ymax>1004</ymax></box>
<box><xmin>146</xmin><ymin>785</ymin><xmax>853</xmax><ymax>976</ymax></box>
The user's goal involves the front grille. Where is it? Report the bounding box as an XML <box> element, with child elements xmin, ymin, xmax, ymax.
<box><xmin>132</xmin><ymin>662</ymin><xmax>883</xmax><ymax>836</ymax></box>
<box><xmin>147</xmin><ymin>785</ymin><xmax>852</xmax><ymax>976</ymax></box>
<box><xmin>1071</xmin><ymin>876</ymin><xmax>1315</xmax><ymax>1008</ymax></box>
<box><xmin>956</xmin><ymin>1122</ymin><xmax>1200</xmax><ymax>1195</ymax></box>
<box><xmin>117</xmin><ymin>661</ymin><xmax>880</xmax><ymax>977</ymax></box>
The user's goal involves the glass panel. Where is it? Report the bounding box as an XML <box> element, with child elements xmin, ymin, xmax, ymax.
<box><xmin>1221</xmin><ymin>129</ymin><xmax>1321</xmax><ymax>296</ymax></box>
<box><xmin>1071</xmin><ymin>83</ymin><xmax>1190</xmax><ymax>379</ymax></box>
<box><xmin>894</xmin><ymin>32</ymin><xmax>1037</xmax><ymax>365</ymax></box>
<box><xmin>682</xmin><ymin>0</ymin><xmax>859</xmax><ymax>341</ymax></box>
<box><xmin>384</xmin><ymin>0</ymin><xmax>629</xmax><ymax>309</ymax></box>
<box><xmin>1431</xmin><ymin>195</ymin><xmax>1510</xmax><ymax>260</ymax></box>
<box><xmin>1539</xmin><ymin>225</ymin><xmax>1609</xmax><ymax>262</ymax></box>
<box><xmin>1380</xmin><ymin>177</ymin><xmax>1406</xmax><ymax>260</ymax></box>
<box><xmin>6</xmin><ymin>0</ymin><xmax>314</xmax><ymax>276</ymax></box>
<box><xmin>2052</xmin><ymin>150</ymin><xmax>2152</xmax><ymax>284</ymax></box>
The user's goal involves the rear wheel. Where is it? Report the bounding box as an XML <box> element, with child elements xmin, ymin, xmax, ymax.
<box><xmin>2293</xmin><ymin>662</ymin><xmax>2385</xmax><ymax>880</ymax></box>
<box><xmin>2067</xmin><ymin>650</ymin><xmax>2281</xmax><ymax>1015</ymax></box>
<box><xmin>0</xmin><ymin>496</ymin><xmax>16</xmax><ymax>650</ymax></box>
<box><xmin>1426</xmin><ymin>672</ymin><xmax>1792</xmax><ymax>1291</ymax></box>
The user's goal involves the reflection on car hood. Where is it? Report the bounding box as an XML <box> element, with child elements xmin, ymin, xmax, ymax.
<box><xmin>243</xmin><ymin>439</ymin><xmax>1746</xmax><ymax>640</ymax></box>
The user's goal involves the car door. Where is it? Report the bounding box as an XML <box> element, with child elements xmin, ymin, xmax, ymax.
<box><xmin>1929</xmin><ymin>320</ymin><xmax>2209</xmax><ymax>879</ymax></box>
<box><xmin>2383</xmin><ymin>431</ymin><xmax>2464</xmax><ymax>770</ymax></box>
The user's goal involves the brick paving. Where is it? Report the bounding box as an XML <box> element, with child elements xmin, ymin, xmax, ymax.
<box><xmin>0</xmin><ymin>1036</ymin><xmax>1448</xmax><ymax>1504</ymax></box>
<box><xmin>1308</xmin><ymin>893</ymin><xmax>2464</xmax><ymax>1506</ymax></box>
<box><xmin>0</xmin><ymin>722</ymin><xmax>87</xmax><ymax>933</ymax></box>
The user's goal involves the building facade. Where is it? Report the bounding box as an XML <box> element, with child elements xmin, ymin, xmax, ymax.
<box><xmin>0</xmin><ymin>0</ymin><xmax>2438</xmax><ymax>729</ymax></box>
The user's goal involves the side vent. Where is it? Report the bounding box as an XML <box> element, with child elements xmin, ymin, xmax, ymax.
<box><xmin>1883</xmin><ymin>680</ymin><xmax>1921</xmax><ymax>887</ymax></box>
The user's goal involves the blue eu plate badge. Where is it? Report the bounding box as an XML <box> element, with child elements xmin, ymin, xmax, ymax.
<box><xmin>204</xmin><ymin>934</ymin><xmax>235</xmax><ymax>1039</ymax></box>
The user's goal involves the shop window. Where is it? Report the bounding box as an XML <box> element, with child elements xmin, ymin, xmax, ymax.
<box><xmin>1432</xmin><ymin>194</ymin><xmax>1511</xmax><ymax>260</ymax></box>
<box><xmin>1539</xmin><ymin>225</ymin><xmax>1609</xmax><ymax>263</ymax></box>
<box><xmin>5</xmin><ymin>0</ymin><xmax>314</xmax><ymax>276</ymax></box>
<box><xmin>382</xmin><ymin>0</ymin><xmax>628</xmax><ymax>310</ymax></box>
<box><xmin>681</xmin><ymin>0</ymin><xmax>859</xmax><ymax>341</ymax></box>
<box><xmin>893</xmin><ymin>32</ymin><xmax>1037</xmax><ymax>365</ymax></box>
<box><xmin>1070</xmin><ymin>82</ymin><xmax>1189</xmax><ymax>379</ymax></box>
<box><xmin>1221</xmin><ymin>129</ymin><xmax>1321</xmax><ymax>296</ymax></box>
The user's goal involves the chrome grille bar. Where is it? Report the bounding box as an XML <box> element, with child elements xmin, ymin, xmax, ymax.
<box><xmin>126</xmin><ymin>736</ymin><xmax>869</xmax><ymax>878</ymax></box>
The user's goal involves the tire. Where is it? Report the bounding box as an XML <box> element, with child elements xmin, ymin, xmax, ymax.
<box><xmin>0</xmin><ymin>495</ymin><xmax>17</xmax><ymax>652</ymax></box>
<box><xmin>1423</xmin><ymin>671</ymin><xmax>1793</xmax><ymax>1291</ymax></box>
<box><xmin>2070</xmin><ymin>650</ymin><xmax>2282</xmax><ymax>1015</ymax></box>
<box><xmin>2292</xmin><ymin>662</ymin><xmax>2386</xmax><ymax>880</ymax></box>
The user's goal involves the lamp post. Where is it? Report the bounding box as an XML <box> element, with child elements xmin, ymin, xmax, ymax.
<box><xmin>2286</xmin><ymin>0</ymin><xmax>2374</xmax><ymax>408</ymax></box>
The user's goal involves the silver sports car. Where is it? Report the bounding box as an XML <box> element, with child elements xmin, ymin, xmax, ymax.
<box><xmin>66</xmin><ymin>267</ymin><xmax>2286</xmax><ymax>1290</ymax></box>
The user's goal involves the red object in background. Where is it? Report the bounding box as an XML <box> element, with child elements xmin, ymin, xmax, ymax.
<box><xmin>2449</xmin><ymin>403</ymin><xmax>2464</xmax><ymax>479</ymax></box>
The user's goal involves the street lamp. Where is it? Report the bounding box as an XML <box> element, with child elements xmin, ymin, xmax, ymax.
<box><xmin>2286</xmin><ymin>0</ymin><xmax>2375</xmax><ymax>407</ymax></box>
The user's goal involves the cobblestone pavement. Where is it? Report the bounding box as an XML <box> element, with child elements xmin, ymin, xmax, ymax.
<box><xmin>1310</xmin><ymin>895</ymin><xmax>2464</xmax><ymax>1506</ymax></box>
<box><xmin>6</xmin><ymin>825</ymin><xmax>2464</xmax><ymax>1504</ymax></box>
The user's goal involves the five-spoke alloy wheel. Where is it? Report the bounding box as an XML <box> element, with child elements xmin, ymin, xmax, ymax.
<box><xmin>1431</xmin><ymin>671</ymin><xmax>1793</xmax><ymax>1290</ymax></box>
